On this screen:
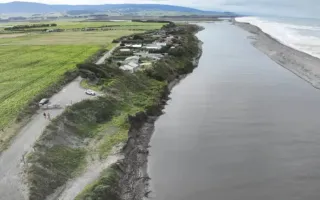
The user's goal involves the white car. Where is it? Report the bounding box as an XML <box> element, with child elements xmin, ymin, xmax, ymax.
<box><xmin>39</xmin><ymin>98</ymin><xmax>49</xmax><ymax>106</ymax></box>
<box><xmin>85</xmin><ymin>90</ymin><xmax>96</xmax><ymax>96</ymax></box>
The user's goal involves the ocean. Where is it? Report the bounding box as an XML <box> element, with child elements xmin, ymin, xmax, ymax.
<box><xmin>235</xmin><ymin>16</ymin><xmax>320</xmax><ymax>59</ymax></box>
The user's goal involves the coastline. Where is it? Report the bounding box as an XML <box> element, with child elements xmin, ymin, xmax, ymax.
<box><xmin>23</xmin><ymin>23</ymin><xmax>204</xmax><ymax>200</ymax></box>
<box><xmin>234</xmin><ymin>20</ymin><xmax>320</xmax><ymax>89</ymax></box>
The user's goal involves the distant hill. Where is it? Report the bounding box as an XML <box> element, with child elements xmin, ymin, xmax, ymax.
<box><xmin>0</xmin><ymin>1</ymin><xmax>236</xmax><ymax>16</ymax></box>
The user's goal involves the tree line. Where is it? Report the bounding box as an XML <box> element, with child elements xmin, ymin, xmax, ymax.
<box><xmin>4</xmin><ymin>23</ymin><xmax>57</xmax><ymax>31</ymax></box>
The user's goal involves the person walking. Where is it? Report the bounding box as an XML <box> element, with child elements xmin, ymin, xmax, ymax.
<box><xmin>47</xmin><ymin>112</ymin><xmax>51</xmax><ymax>121</ymax></box>
<box><xmin>43</xmin><ymin>112</ymin><xmax>46</xmax><ymax>119</ymax></box>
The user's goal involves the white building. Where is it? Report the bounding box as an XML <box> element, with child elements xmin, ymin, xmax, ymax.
<box><xmin>120</xmin><ymin>62</ymin><xmax>139</xmax><ymax>73</ymax></box>
<box><xmin>120</xmin><ymin>65</ymin><xmax>134</xmax><ymax>73</ymax></box>
<box><xmin>132</xmin><ymin>44</ymin><xmax>142</xmax><ymax>48</ymax></box>
<box><xmin>146</xmin><ymin>44</ymin><xmax>162</xmax><ymax>50</ymax></box>
<box><xmin>124</xmin><ymin>56</ymin><xmax>140</xmax><ymax>64</ymax></box>
<box><xmin>156</xmin><ymin>42</ymin><xmax>167</xmax><ymax>47</ymax></box>
<box><xmin>120</xmin><ymin>48</ymin><xmax>131</xmax><ymax>52</ymax></box>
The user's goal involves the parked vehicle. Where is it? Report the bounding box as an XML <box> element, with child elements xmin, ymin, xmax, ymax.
<box><xmin>85</xmin><ymin>90</ymin><xmax>96</xmax><ymax>96</ymax></box>
<box><xmin>39</xmin><ymin>98</ymin><xmax>49</xmax><ymax>106</ymax></box>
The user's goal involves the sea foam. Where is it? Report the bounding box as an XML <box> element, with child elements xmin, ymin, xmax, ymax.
<box><xmin>236</xmin><ymin>17</ymin><xmax>320</xmax><ymax>59</ymax></box>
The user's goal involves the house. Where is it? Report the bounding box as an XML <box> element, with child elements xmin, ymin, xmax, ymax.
<box><xmin>120</xmin><ymin>62</ymin><xmax>140</xmax><ymax>73</ymax></box>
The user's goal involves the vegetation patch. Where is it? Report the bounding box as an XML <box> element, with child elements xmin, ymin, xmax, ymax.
<box><xmin>27</xmin><ymin>146</ymin><xmax>86</xmax><ymax>200</ymax></box>
<box><xmin>0</xmin><ymin>45</ymin><xmax>98</xmax><ymax>132</ymax></box>
<box><xmin>26</xmin><ymin>66</ymin><xmax>166</xmax><ymax>200</ymax></box>
<box><xmin>75</xmin><ymin>166</ymin><xmax>121</xmax><ymax>200</ymax></box>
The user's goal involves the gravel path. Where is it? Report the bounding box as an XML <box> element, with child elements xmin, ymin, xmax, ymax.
<box><xmin>0</xmin><ymin>77</ymin><xmax>95</xmax><ymax>200</ymax></box>
<box><xmin>48</xmin><ymin>153</ymin><xmax>123</xmax><ymax>200</ymax></box>
<box><xmin>96</xmin><ymin>43</ymin><xmax>120</xmax><ymax>65</ymax></box>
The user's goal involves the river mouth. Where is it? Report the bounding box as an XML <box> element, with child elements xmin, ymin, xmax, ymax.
<box><xmin>148</xmin><ymin>22</ymin><xmax>320</xmax><ymax>200</ymax></box>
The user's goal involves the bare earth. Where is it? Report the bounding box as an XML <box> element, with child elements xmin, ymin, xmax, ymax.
<box><xmin>236</xmin><ymin>22</ymin><xmax>320</xmax><ymax>89</ymax></box>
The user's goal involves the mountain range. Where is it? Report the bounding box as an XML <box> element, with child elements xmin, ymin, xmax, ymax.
<box><xmin>0</xmin><ymin>1</ymin><xmax>235</xmax><ymax>16</ymax></box>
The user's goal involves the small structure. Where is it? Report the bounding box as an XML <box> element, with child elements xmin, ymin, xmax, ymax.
<box><xmin>140</xmin><ymin>62</ymin><xmax>152</xmax><ymax>67</ymax></box>
<box><xmin>132</xmin><ymin>44</ymin><xmax>142</xmax><ymax>48</ymax></box>
<box><xmin>148</xmin><ymin>54</ymin><xmax>164</xmax><ymax>60</ymax></box>
<box><xmin>120</xmin><ymin>62</ymin><xmax>139</xmax><ymax>73</ymax></box>
<box><xmin>120</xmin><ymin>56</ymin><xmax>140</xmax><ymax>73</ymax></box>
<box><xmin>145</xmin><ymin>44</ymin><xmax>162</xmax><ymax>50</ymax></box>
<box><xmin>120</xmin><ymin>65</ymin><xmax>133</xmax><ymax>72</ymax></box>
<box><xmin>155</xmin><ymin>42</ymin><xmax>167</xmax><ymax>47</ymax></box>
<box><xmin>120</xmin><ymin>48</ymin><xmax>131</xmax><ymax>52</ymax></box>
<box><xmin>127</xmin><ymin>61</ymin><xmax>139</xmax><ymax>69</ymax></box>
<box><xmin>133</xmin><ymin>52</ymin><xmax>163</xmax><ymax>60</ymax></box>
<box><xmin>124</xmin><ymin>56</ymin><xmax>140</xmax><ymax>64</ymax></box>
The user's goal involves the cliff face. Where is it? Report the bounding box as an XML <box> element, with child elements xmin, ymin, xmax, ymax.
<box><xmin>117</xmin><ymin>34</ymin><xmax>203</xmax><ymax>200</ymax></box>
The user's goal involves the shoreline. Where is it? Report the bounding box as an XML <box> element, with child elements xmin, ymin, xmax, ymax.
<box><xmin>234</xmin><ymin>21</ymin><xmax>320</xmax><ymax>89</ymax></box>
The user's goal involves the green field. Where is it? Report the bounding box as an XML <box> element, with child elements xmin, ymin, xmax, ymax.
<box><xmin>0</xmin><ymin>20</ymin><xmax>164</xmax><ymax>147</ymax></box>
<box><xmin>0</xmin><ymin>21</ymin><xmax>166</xmax><ymax>32</ymax></box>
<box><xmin>0</xmin><ymin>45</ymin><xmax>99</xmax><ymax>130</ymax></box>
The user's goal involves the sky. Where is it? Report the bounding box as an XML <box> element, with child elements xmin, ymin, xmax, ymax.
<box><xmin>0</xmin><ymin>0</ymin><xmax>318</xmax><ymax>18</ymax></box>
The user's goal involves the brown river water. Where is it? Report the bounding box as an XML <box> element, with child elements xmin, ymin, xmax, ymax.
<box><xmin>148</xmin><ymin>22</ymin><xmax>320</xmax><ymax>200</ymax></box>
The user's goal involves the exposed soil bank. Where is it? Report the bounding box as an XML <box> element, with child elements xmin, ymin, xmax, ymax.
<box><xmin>116</xmin><ymin>40</ymin><xmax>203</xmax><ymax>200</ymax></box>
<box><xmin>235</xmin><ymin>21</ymin><xmax>320</xmax><ymax>89</ymax></box>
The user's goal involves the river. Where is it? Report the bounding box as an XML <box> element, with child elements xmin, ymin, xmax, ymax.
<box><xmin>148</xmin><ymin>22</ymin><xmax>320</xmax><ymax>200</ymax></box>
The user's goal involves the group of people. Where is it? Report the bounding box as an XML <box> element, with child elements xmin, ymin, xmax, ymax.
<box><xmin>43</xmin><ymin>112</ymin><xmax>51</xmax><ymax>120</ymax></box>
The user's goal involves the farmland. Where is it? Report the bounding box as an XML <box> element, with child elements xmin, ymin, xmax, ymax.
<box><xmin>0</xmin><ymin>21</ymin><xmax>166</xmax><ymax>31</ymax></box>
<box><xmin>0</xmin><ymin>20</ymin><xmax>164</xmax><ymax>149</ymax></box>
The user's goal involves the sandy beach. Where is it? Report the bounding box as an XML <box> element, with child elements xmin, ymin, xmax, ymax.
<box><xmin>235</xmin><ymin>21</ymin><xmax>320</xmax><ymax>89</ymax></box>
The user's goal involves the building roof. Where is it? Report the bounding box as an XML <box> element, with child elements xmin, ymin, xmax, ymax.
<box><xmin>120</xmin><ymin>65</ymin><xmax>134</xmax><ymax>72</ymax></box>
<box><xmin>146</xmin><ymin>44</ymin><xmax>162</xmax><ymax>50</ymax></box>
<box><xmin>125</xmin><ymin>56</ymin><xmax>140</xmax><ymax>61</ymax></box>
<box><xmin>132</xmin><ymin>44</ymin><xmax>142</xmax><ymax>48</ymax></box>
<box><xmin>156</xmin><ymin>42</ymin><xmax>167</xmax><ymax>46</ymax></box>
<box><xmin>127</xmin><ymin>62</ymin><xmax>139</xmax><ymax>68</ymax></box>
<box><xmin>120</xmin><ymin>48</ymin><xmax>131</xmax><ymax>52</ymax></box>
